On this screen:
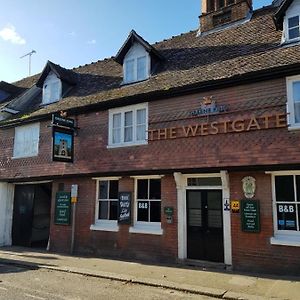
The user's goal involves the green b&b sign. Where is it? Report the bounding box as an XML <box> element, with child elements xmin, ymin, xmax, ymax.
<box><xmin>55</xmin><ymin>192</ymin><xmax>71</xmax><ymax>225</ymax></box>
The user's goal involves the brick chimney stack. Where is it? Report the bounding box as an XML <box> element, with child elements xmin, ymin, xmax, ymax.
<box><xmin>199</xmin><ymin>0</ymin><xmax>253</xmax><ymax>34</ymax></box>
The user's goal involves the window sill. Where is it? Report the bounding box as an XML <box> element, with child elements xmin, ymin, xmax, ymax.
<box><xmin>270</xmin><ymin>235</ymin><xmax>300</xmax><ymax>247</ymax></box>
<box><xmin>12</xmin><ymin>154</ymin><xmax>38</xmax><ymax>159</ymax></box>
<box><xmin>129</xmin><ymin>224</ymin><xmax>163</xmax><ymax>235</ymax></box>
<box><xmin>107</xmin><ymin>140</ymin><xmax>148</xmax><ymax>149</ymax></box>
<box><xmin>90</xmin><ymin>222</ymin><xmax>119</xmax><ymax>232</ymax></box>
<box><xmin>288</xmin><ymin>124</ymin><xmax>300</xmax><ymax>131</ymax></box>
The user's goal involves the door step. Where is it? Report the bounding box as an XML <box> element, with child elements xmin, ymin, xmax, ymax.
<box><xmin>184</xmin><ymin>259</ymin><xmax>227</xmax><ymax>270</ymax></box>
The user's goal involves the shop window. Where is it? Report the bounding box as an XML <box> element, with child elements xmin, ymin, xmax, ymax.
<box><xmin>90</xmin><ymin>178</ymin><xmax>120</xmax><ymax>232</ymax></box>
<box><xmin>13</xmin><ymin>123</ymin><xmax>40</xmax><ymax>158</ymax></box>
<box><xmin>129</xmin><ymin>177</ymin><xmax>163</xmax><ymax>235</ymax></box>
<box><xmin>108</xmin><ymin>103</ymin><xmax>148</xmax><ymax>147</ymax></box>
<box><xmin>271</xmin><ymin>173</ymin><xmax>300</xmax><ymax>247</ymax></box>
<box><xmin>286</xmin><ymin>75</ymin><xmax>300</xmax><ymax>129</ymax></box>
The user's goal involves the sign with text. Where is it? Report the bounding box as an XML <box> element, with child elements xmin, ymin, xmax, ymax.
<box><xmin>231</xmin><ymin>200</ymin><xmax>240</xmax><ymax>213</ymax></box>
<box><xmin>52</xmin><ymin>114</ymin><xmax>75</xmax><ymax>128</ymax></box>
<box><xmin>118</xmin><ymin>192</ymin><xmax>131</xmax><ymax>224</ymax></box>
<box><xmin>241</xmin><ymin>199</ymin><xmax>260</xmax><ymax>232</ymax></box>
<box><xmin>55</xmin><ymin>192</ymin><xmax>71</xmax><ymax>225</ymax></box>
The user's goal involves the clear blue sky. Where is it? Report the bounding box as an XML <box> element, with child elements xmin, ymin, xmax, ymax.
<box><xmin>0</xmin><ymin>0</ymin><xmax>272</xmax><ymax>83</ymax></box>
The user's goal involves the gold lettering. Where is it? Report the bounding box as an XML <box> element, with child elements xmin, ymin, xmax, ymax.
<box><xmin>200</xmin><ymin>123</ymin><xmax>208</xmax><ymax>135</ymax></box>
<box><xmin>169</xmin><ymin>127</ymin><xmax>177</xmax><ymax>139</ymax></box>
<box><xmin>232</xmin><ymin>119</ymin><xmax>245</xmax><ymax>132</ymax></box>
<box><xmin>246</xmin><ymin>117</ymin><xmax>261</xmax><ymax>131</ymax></box>
<box><xmin>263</xmin><ymin>115</ymin><xmax>270</xmax><ymax>129</ymax></box>
<box><xmin>148</xmin><ymin>129</ymin><xmax>155</xmax><ymax>141</ymax></box>
<box><xmin>182</xmin><ymin>125</ymin><xmax>199</xmax><ymax>137</ymax></box>
<box><xmin>223</xmin><ymin>121</ymin><xmax>230</xmax><ymax>133</ymax></box>
<box><xmin>158</xmin><ymin>128</ymin><xmax>168</xmax><ymax>140</ymax></box>
<box><xmin>210</xmin><ymin>122</ymin><xmax>219</xmax><ymax>135</ymax></box>
<box><xmin>276</xmin><ymin>113</ymin><xmax>286</xmax><ymax>128</ymax></box>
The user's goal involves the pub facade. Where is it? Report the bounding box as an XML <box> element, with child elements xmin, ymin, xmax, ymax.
<box><xmin>0</xmin><ymin>0</ymin><xmax>300</xmax><ymax>275</ymax></box>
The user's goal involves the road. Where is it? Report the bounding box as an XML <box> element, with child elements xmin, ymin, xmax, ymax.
<box><xmin>0</xmin><ymin>263</ymin><xmax>214</xmax><ymax>300</ymax></box>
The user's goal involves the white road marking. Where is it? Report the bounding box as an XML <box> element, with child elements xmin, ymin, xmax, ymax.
<box><xmin>0</xmin><ymin>286</ymin><xmax>8</xmax><ymax>291</ymax></box>
<box><xmin>24</xmin><ymin>293</ymin><xmax>46</xmax><ymax>300</ymax></box>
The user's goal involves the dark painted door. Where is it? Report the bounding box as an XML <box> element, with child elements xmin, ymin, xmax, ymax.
<box><xmin>12</xmin><ymin>185</ymin><xmax>35</xmax><ymax>246</ymax></box>
<box><xmin>187</xmin><ymin>190</ymin><xmax>224</xmax><ymax>262</ymax></box>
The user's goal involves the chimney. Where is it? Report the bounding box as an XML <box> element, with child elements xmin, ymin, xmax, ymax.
<box><xmin>199</xmin><ymin>0</ymin><xmax>253</xmax><ymax>34</ymax></box>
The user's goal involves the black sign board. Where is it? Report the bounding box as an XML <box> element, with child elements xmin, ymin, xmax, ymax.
<box><xmin>55</xmin><ymin>192</ymin><xmax>71</xmax><ymax>225</ymax></box>
<box><xmin>52</xmin><ymin>127</ymin><xmax>74</xmax><ymax>162</ymax></box>
<box><xmin>118</xmin><ymin>192</ymin><xmax>131</xmax><ymax>224</ymax></box>
<box><xmin>241</xmin><ymin>199</ymin><xmax>260</xmax><ymax>233</ymax></box>
<box><xmin>52</xmin><ymin>114</ymin><xmax>75</xmax><ymax>128</ymax></box>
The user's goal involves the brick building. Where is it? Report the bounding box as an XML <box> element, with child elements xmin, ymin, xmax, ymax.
<box><xmin>0</xmin><ymin>0</ymin><xmax>300</xmax><ymax>275</ymax></box>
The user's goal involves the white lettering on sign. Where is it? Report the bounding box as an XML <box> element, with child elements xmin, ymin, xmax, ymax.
<box><xmin>278</xmin><ymin>205</ymin><xmax>294</xmax><ymax>213</ymax></box>
<box><xmin>138</xmin><ymin>203</ymin><xmax>148</xmax><ymax>209</ymax></box>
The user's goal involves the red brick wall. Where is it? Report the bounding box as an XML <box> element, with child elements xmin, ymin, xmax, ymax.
<box><xmin>49</xmin><ymin>175</ymin><xmax>178</xmax><ymax>263</ymax></box>
<box><xmin>230</xmin><ymin>172</ymin><xmax>300</xmax><ymax>275</ymax></box>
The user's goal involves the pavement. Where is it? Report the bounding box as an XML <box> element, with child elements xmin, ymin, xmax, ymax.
<box><xmin>0</xmin><ymin>247</ymin><xmax>299</xmax><ymax>300</ymax></box>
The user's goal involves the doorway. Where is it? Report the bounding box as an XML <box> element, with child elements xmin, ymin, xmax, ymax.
<box><xmin>186</xmin><ymin>190</ymin><xmax>224</xmax><ymax>262</ymax></box>
<box><xmin>12</xmin><ymin>183</ymin><xmax>52</xmax><ymax>248</ymax></box>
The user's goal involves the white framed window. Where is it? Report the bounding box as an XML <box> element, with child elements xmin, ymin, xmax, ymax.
<box><xmin>42</xmin><ymin>72</ymin><xmax>62</xmax><ymax>105</ymax></box>
<box><xmin>270</xmin><ymin>172</ymin><xmax>300</xmax><ymax>247</ymax></box>
<box><xmin>13</xmin><ymin>123</ymin><xmax>40</xmax><ymax>158</ymax></box>
<box><xmin>286</xmin><ymin>75</ymin><xmax>300</xmax><ymax>129</ymax></box>
<box><xmin>108</xmin><ymin>103</ymin><xmax>148</xmax><ymax>148</ymax></box>
<box><xmin>90</xmin><ymin>177</ymin><xmax>120</xmax><ymax>232</ymax></box>
<box><xmin>123</xmin><ymin>43</ymin><xmax>150</xmax><ymax>84</ymax></box>
<box><xmin>282</xmin><ymin>2</ymin><xmax>300</xmax><ymax>44</ymax></box>
<box><xmin>130</xmin><ymin>176</ymin><xmax>163</xmax><ymax>235</ymax></box>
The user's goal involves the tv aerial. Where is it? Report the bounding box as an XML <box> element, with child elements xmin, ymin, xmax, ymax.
<box><xmin>20</xmin><ymin>50</ymin><xmax>36</xmax><ymax>76</ymax></box>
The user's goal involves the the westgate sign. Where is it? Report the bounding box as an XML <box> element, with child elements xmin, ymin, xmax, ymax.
<box><xmin>148</xmin><ymin>113</ymin><xmax>286</xmax><ymax>141</ymax></box>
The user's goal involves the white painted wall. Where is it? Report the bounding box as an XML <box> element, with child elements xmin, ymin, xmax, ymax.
<box><xmin>0</xmin><ymin>182</ymin><xmax>14</xmax><ymax>246</ymax></box>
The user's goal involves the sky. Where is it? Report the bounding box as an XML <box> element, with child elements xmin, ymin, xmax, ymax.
<box><xmin>0</xmin><ymin>0</ymin><xmax>272</xmax><ymax>83</ymax></box>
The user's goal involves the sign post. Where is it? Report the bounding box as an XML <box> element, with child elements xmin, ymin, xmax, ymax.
<box><xmin>70</xmin><ymin>184</ymin><xmax>78</xmax><ymax>255</ymax></box>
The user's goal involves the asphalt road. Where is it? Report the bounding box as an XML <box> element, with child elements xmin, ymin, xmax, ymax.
<box><xmin>0</xmin><ymin>263</ymin><xmax>214</xmax><ymax>300</ymax></box>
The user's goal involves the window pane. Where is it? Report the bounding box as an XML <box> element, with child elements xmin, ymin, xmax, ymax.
<box><xmin>297</xmin><ymin>176</ymin><xmax>300</xmax><ymax>202</ymax></box>
<box><xmin>277</xmin><ymin>204</ymin><xmax>297</xmax><ymax>230</ymax></box>
<box><xmin>124</xmin><ymin>127</ymin><xmax>133</xmax><ymax>142</ymax></box>
<box><xmin>149</xmin><ymin>179</ymin><xmax>161</xmax><ymax>199</ymax></box>
<box><xmin>137</xmin><ymin>56</ymin><xmax>147</xmax><ymax>81</ymax></box>
<box><xmin>113</xmin><ymin>113</ymin><xmax>121</xmax><ymax>128</ymax></box>
<box><xmin>137</xmin><ymin>109</ymin><xmax>146</xmax><ymax>125</ymax></box>
<box><xmin>113</xmin><ymin>128</ymin><xmax>121</xmax><ymax>144</ymax></box>
<box><xmin>99</xmin><ymin>201</ymin><xmax>108</xmax><ymax>219</ymax></box>
<box><xmin>275</xmin><ymin>176</ymin><xmax>294</xmax><ymax>202</ymax></box>
<box><xmin>294</xmin><ymin>103</ymin><xmax>300</xmax><ymax>123</ymax></box>
<box><xmin>109</xmin><ymin>180</ymin><xmax>119</xmax><ymax>199</ymax></box>
<box><xmin>125</xmin><ymin>59</ymin><xmax>134</xmax><ymax>82</ymax></box>
<box><xmin>137</xmin><ymin>179</ymin><xmax>148</xmax><ymax>199</ymax></box>
<box><xmin>187</xmin><ymin>177</ymin><xmax>222</xmax><ymax>186</ymax></box>
<box><xmin>288</xmin><ymin>16</ymin><xmax>299</xmax><ymax>28</ymax></box>
<box><xmin>150</xmin><ymin>201</ymin><xmax>161</xmax><ymax>222</ymax></box>
<box><xmin>110</xmin><ymin>201</ymin><xmax>118</xmax><ymax>220</ymax></box>
<box><xmin>136</xmin><ymin>125</ymin><xmax>146</xmax><ymax>141</ymax></box>
<box><xmin>137</xmin><ymin>201</ymin><xmax>149</xmax><ymax>221</ymax></box>
<box><xmin>289</xmin><ymin>27</ymin><xmax>300</xmax><ymax>40</ymax></box>
<box><xmin>99</xmin><ymin>181</ymin><xmax>108</xmax><ymax>199</ymax></box>
<box><xmin>124</xmin><ymin>111</ymin><xmax>133</xmax><ymax>126</ymax></box>
<box><xmin>293</xmin><ymin>81</ymin><xmax>300</xmax><ymax>102</ymax></box>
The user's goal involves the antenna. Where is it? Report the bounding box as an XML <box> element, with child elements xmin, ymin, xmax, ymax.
<box><xmin>20</xmin><ymin>50</ymin><xmax>36</xmax><ymax>76</ymax></box>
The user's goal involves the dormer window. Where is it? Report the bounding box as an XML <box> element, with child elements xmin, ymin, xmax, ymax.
<box><xmin>42</xmin><ymin>71</ymin><xmax>62</xmax><ymax>105</ymax></box>
<box><xmin>123</xmin><ymin>43</ymin><xmax>150</xmax><ymax>84</ymax></box>
<box><xmin>287</xmin><ymin>15</ymin><xmax>300</xmax><ymax>40</ymax></box>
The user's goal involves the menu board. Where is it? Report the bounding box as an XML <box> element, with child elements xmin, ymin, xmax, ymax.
<box><xmin>54</xmin><ymin>192</ymin><xmax>71</xmax><ymax>225</ymax></box>
<box><xmin>118</xmin><ymin>192</ymin><xmax>131</xmax><ymax>224</ymax></box>
<box><xmin>241</xmin><ymin>199</ymin><xmax>260</xmax><ymax>233</ymax></box>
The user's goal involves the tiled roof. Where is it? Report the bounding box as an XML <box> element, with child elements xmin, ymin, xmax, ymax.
<box><xmin>6</xmin><ymin>5</ymin><xmax>299</xmax><ymax>122</ymax></box>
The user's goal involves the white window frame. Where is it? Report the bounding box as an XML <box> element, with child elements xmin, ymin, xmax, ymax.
<box><xmin>129</xmin><ymin>175</ymin><xmax>163</xmax><ymax>235</ymax></box>
<box><xmin>13</xmin><ymin>123</ymin><xmax>40</xmax><ymax>159</ymax></box>
<box><xmin>42</xmin><ymin>72</ymin><xmax>62</xmax><ymax>105</ymax></box>
<box><xmin>123</xmin><ymin>43</ymin><xmax>150</xmax><ymax>84</ymax></box>
<box><xmin>269</xmin><ymin>171</ymin><xmax>300</xmax><ymax>247</ymax></box>
<box><xmin>286</xmin><ymin>75</ymin><xmax>300</xmax><ymax>130</ymax></box>
<box><xmin>282</xmin><ymin>1</ymin><xmax>300</xmax><ymax>44</ymax></box>
<box><xmin>108</xmin><ymin>103</ymin><xmax>148</xmax><ymax>148</ymax></box>
<box><xmin>90</xmin><ymin>177</ymin><xmax>121</xmax><ymax>232</ymax></box>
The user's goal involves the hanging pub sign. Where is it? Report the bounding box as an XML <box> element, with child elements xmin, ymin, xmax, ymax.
<box><xmin>52</xmin><ymin>113</ymin><xmax>75</xmax><ymax>163</ymax></box>
<box><xmin>55</xmin><ymin>192</ymin><xmax>71</xmax><ymax>225</ymax></box>
<box><xmin>241</xmin><ymin>199</ymin><xmax>260</xmax><ymax>233</ymax></box>
<box><xmin>118</xmin><ymin>192</ymin><xmax>131</xmax><ymax>224</ymax></box>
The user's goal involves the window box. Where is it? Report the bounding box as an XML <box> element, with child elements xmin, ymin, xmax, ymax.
<box><xmin>108</xmin><ymin>103</ymin><xmax>148</xmax><ymax>148</ymax></box>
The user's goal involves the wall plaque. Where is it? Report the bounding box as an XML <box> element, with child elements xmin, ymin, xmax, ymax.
<box><xmin>55</xmin><ymin>192</ymin><xmax>71</xmax><ymax>225</ymax></box>
<box><xmin>241</xmin><ymin>199</ymin><xmax>260</xmax><ymax>233</ymax></box>
<box><xmin>118</xmin><ymin>192</ymin><xmax>131</xmax><ymax>224</ymax></box>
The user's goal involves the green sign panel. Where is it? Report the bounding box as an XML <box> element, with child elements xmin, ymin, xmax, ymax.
<box><xmin>241</xmin><ymin>199</ymin><xmax>260</xmax><ymax>233</ymax></box>
<box><xmin>55</xmin><ymin>192</ymin><xmax>71</xmax><ymax>225</ymax></box>
<box><xmin>164</xmin><ymin>206</ymin><xmax>174</xmax><ymax>216</ymax></box>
